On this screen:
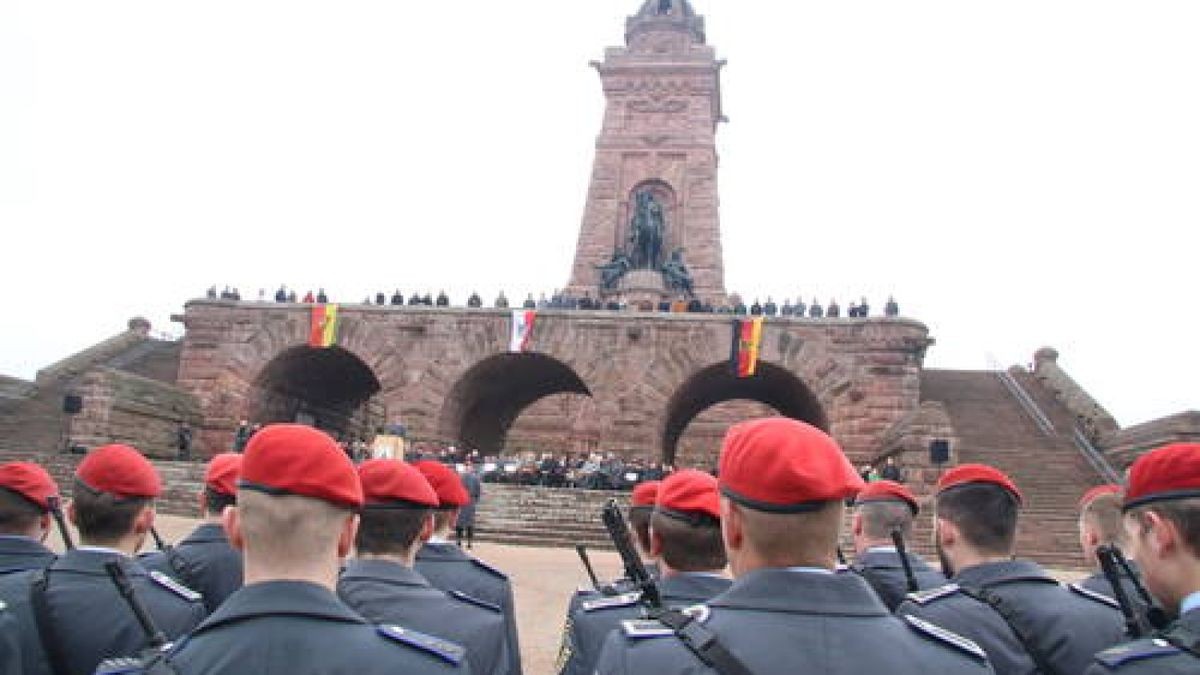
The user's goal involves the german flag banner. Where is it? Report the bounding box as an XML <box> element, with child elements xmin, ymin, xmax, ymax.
<box><xmin>730</xmin><ymin>317</ymin><xmax>764</xmax><ymax>378</ymax></box>
<box><xmin>309</xmin><ymin>304</ymin><xmax>340</xmax><ymax>348</ymax></box>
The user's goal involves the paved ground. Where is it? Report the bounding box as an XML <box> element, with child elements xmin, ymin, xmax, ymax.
<box><xmin>53</xmin><ymin>514</ymin><xmax>1086</xmax><ymax>674</ymax></box>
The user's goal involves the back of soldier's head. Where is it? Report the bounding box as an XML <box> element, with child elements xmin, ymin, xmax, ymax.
<box><xmin>936</xmin><ymin>483</ymin><xmax>1019</xmax><ymax>555</ymax></box>
<box><xmin>202</xmin><ymin>453</ymin><xmax>241</xmax><ymax>517</ymax></box>
<box><xmin>652</xmin><ymin>470</ymin><xmax>726</xmax><ymax>571</ymax></box>
<box><xmin>355</xmin><ymin>459</ymin><xmax>439</xmax><ymax>556</ymax></box>
<box><xmin>1080</xmin><ymin>490</ymin><xmax>1126</xmax><ymax>548</ymax></box>
<box><xmin>71</xmin><ymin>445</ymin><xmax>161</xmax><ymax>545</ymax></box>
<box><xmin>0</xmin><ymin>487</ymin><xmax>43</xmax><ymax>536</ymax></box>
<box><xmin>0</xmin><ymin>462</ymin><xmax>57</xmax><ymax>537</ymax></box>
<box><xmin>1122</xmin><ymin>444</ymin><xmax>1200</xmax><ymax>559</ymax></box>
<box><xmin>860</xmin><ymin>500</ymin><xmax>915</xmax><ymax>539</ymax></box>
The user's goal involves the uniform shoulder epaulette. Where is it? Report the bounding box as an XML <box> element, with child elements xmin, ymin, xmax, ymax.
<box><xmin>148</xmin><ymin>570</ymin><xmax>202</xmax><ymax>603</ymax></box>
<box><xmin>906</xmin><ymin>583</ymin><xmax>960</xmax><ymax>606</ymax></box>
<box><xmin>1069</xmin><ymin>582</ymin><xmax>1121</xmax><ymax>609</ymax></box>
<box><xmin>449</xmin><ymin>589</ymin><xmax>502</xmax><ymax>613</ymax></box>
<box><xmin>619</xmin><ymin>618</ymin><xmax>674</xmax><ymax>639</ymax></box>
<box><xmin>377</xmin><ymin>624</ymin><xmax>466</xmax><ymax>666</ymax></box>
<box><xmin>1093</xmin><ymin>639</ymin><xmax>1182</xmax><ymax>669</ymax></box>
<box><xmin>469</xmin><ymin>557</ymin><xmax>508</xmax><ymax>580</ymax></box>
<box><xmin>902</xmin><ymin>615</ymin><xmax>987</xmax><ymax>661</ymax></box>
<box><xmin>582</xmin><ymin>591</ymin><xmax>641</xmax><ymax>612</ymax></box>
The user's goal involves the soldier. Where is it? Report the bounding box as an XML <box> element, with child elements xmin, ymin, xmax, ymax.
<box><xmin>1077</xmin><ymin>484</ymin><xmax>1156</xmax><ymax>621</ymax></box>
<box><xmin>456</xmin><ymin>461</ymin><xmax>483</xmax><ymax>549</ymax></box>
<box><xmin>851</xmin><ymin>480</ymin><xmax>946</xmax><ymax>610</ymax></box>
<box><xmin>141</xmin><ymin>453</ymin><xmax>244</xmax><ymax>612</ymax></box>
<box><xmin>0</xmin><ymin>445</ymin><xmax>206</xmax><ymax>675</ymax></box>
<box><xmin>897</xmin><ymin>463</ymin><xmax>1125</xmax><ymax>674</ymax></box>
<box><xmin>415</xmin><ymin>459</ymin><xmax>522</xmax><ymax>674</ymax></box>
<box><xmin>1085</xmin><ymin>443</ymin><xmax>1200</xmax><ymax>673</ymax></box>
<box><xmin>559</xmin><ymin>470</ymin><xmax>731</xmax><ymax>675</ymax></box>
<box><xmin>338</xmin><ymin>459</ymin><xmax>511</xmax><ymax>675</ymax></box>
<box><xmin>0</xmin><ymin>462</ymin><xmax>59</xmax><ymax>574</ymax></box>
<box><xmin>629</xmin><ymin>481</ymin><xmax>662</xmax><ymax>581</ymax></box>
<box><xmin>595</xmin><ymin>418</ymin><xmax>993</xmax><ymax>674</ymax></box>
<box><xmin>121</xmin><ymin>424</ymin><xmax>468</xmax><ymax>674</ymax></box>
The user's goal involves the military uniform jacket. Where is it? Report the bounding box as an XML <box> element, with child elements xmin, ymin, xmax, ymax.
<box><xmin>0</xmin><ymin>600</ymin><xmax>20</xmax><ymax>675</ymax></box>
<box><xmin>559</xmin><ymin>573</ymin><xmax>731</xmax><ymax>675</ymax></box>
<box><xmin>140</xmin><ymin>523</ymin><xmax>244</xmax><ymax>613</ymax></box>
<box><xmin>594</xmin><ymin>568</ymin><xmax>994</xmax><ymax>675</ymax></box>
<box><xmin>853</xmin><ymin>547</ymin><xmax>946</xmax><ymax>611</ymax></box>
<box><xmin>1079</xmin><ymin>563</ymin><xmax>1161</xmax><ymax>631</ymax></box>
<box><xmin>143</xmin><ymin>580</ymin><xmax>470</xmax><ymax>674</ymax></box>
<box><xmin>1085</xmin><ymin>608</ymin><xmax>1200</xmax><ymax>674</ymax></box>
<box><xmin>0</xmin><ymin>548</ymin><xmax>206</xmax><ymax>675</ymax></box>
<box><xmin>897</xmin><ymin>560</ymin><xmax>1126</xmax><ymax>675</ymax></box>
<box><xmin>417</xmin><ymin>542</ymin><xmax>521</xmax><ymax>675</ymax></box>
<box><xmin>0</xmin><ymin>535</ymin><xmax>55</xmax><ymax>576</ymax></box>
<box><xmin>338</xmin><ymin>558</ymin><xmax>511</xmax><ymax>675</ymax></box>
<box><xmin>457</xmin><ymin>473</ymin><xmax>482</xmax><ymax>528</ymax></box>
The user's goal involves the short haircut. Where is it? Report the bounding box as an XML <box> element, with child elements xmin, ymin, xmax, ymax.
<box><xmin>204</xmin><ymin>488</ymin><xmax>236</xmax><ymax>516</ymax></box>
<box><xmin>859</xmin><ymin>501</ymin><xmax>915</xmax><ymax>540</ymax></box>
<box><xmin>237</xmin><ymin>491</ymin><xmax>350</xmax><ymax>563</ymax></box>
<box><xmin>432</xmin><ymin>509</ymin><xmax>457</xmax><ymax>533</ymax></box>
<box><xmin>629</xmin><ymin>507</ymin><xmax>653</xmax><ymax>554</ymax></box>
<box><xmin>651</xmin><ymin>511</ymin><xmax>726</xmax><ymax>571</ymax></box>
<box><xmin>72</xmin><ymin>479</ymin><xmax>151</xmax><ymax>544</ymax></box>
<box><xmin>0</xmin><ymin>487</ymin><xmax>42</xmax><ymax>534</ymax></box>
<box><xmin>936</xmin><ymin>483</ymin><xmax>1018</xmax><ymax>555</ymax></box>
<box><xmin>1127</xmin><ymin>498</ymin><xmax>1200</xmax><ymax>557</ymax></box>
<box><xmin>1081</xmin><ymin>492</ymin><xmax>1126</xmax><ymax>547</ymax></box>
<box><xmin>738</xmin><ymin>500</ymin><xmax>844</xmax><ymax>566</ymax></box>
<box><xmin>356</xmin><ymin>507</ymin><xmax>431</xmax><ymax>555</ymax></box>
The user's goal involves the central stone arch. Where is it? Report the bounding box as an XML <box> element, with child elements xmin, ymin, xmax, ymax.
<box><xmin>248</xmin><ymin>345</ymin><xmax>384</xmax><ymax>441</ymax></box>
<box><xmin>438</xmin><ymin>353</ymin><xmax>593</xmax><ymax>454</ymax></box>
<box><xmin>661</xmin><ymin>361</ymin><xmax>828</xmax><ymax>466</ymax></box>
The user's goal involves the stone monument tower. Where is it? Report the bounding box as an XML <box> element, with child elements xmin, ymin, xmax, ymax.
<box><xmin>565</xmin><ymin>0</ymin><xmax>727</xmax><ymax>307</ymax></box>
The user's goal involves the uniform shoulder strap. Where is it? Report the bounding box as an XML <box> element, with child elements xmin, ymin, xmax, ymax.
<box><xmin>651</xmin><ymin>608</ymin><xmax>754</xmax><ymax>675</ymax></box>
<box><xmin>29</xmin><ymin>569</ymin><xmax>71</xmax><ymax>675</ymax></box>
<box><xmin>957</xmin><ymin>584</ymin><xmax>1061</xmax><ymax>675</ymax></box>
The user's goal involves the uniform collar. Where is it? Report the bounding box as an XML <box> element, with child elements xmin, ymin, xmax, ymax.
<box><xmin>416</xmin><ymin>542</ymin><xmax>470</xmax><ymax>562</ymax></box>
<box><xmin>196</xmin><ymin>580</ymin><xmax>366</xmax><ymax>634</ymax></box>
<box><xmin>53</xmin><ymin>548</ymin><xmax>143</xmax><ymax>575</ymax></box>
<box><xmin>660</xmin><ymin>572</ymin><xmax>732</xmax><ymax>601</ymax></box>
<box><xmin>952</xmin><ymin>559</ymin><xmax>1056</xmax><ymax>588</ymax></box>
<box><xmin>856</xmin><ymin>548</ymin><xmax>932</xmax><ymax>571</ymax></box>
<box><xmin>179</xmin><ymin>522</ymin><xmax>230</xmax><ymax>545</ymax></box>
<box><xmin>0</xmin><ymin>535</ymin><xmax>54</xmax><ymax>554</ymax></box>
<box><xmin>708</xmin><ymin>568</ymin><xmax>889</xmax><ymax>616</ymax></box>
<box><xmin>341</xmin><ymin>559</ymin><xmax>429</xmax><ymax>588</ymax></box>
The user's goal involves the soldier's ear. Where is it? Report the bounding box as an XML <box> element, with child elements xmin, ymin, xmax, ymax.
<box><xmin>649</xmin><ymin>527</ymin><xmax>664</xmax><ymax>559</ymax></box>
<box><xmin>336</xmin><ymin>513</ymin><xmax>359</xmax><ymax>559</ymax></box>
<box><xmin>851</xmin><ymin>512</ymin><xmax>864</xmax><ymax>537</ymax></box>
<box><xmin>224</xmin><ymin>506</ymin><xmax>245</xmax><ymax>552</ymax></box>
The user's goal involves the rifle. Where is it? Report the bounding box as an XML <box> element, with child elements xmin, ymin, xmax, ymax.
<box><xmin>1096</xmin><ymin>544</ymin><xmax>1167</xmax><ymax>637</ymax></box>
<box><xmin>150</xmin><ymin>527</ymin><xmax>169</xmax><ymax>552</ymax></box>
<box><xmin>45</xmin><ymin>496</ymin><xmax>75</xmax><ymax>551</ymax></box>
<box><xmin>94</xmin><ymin>561</ymin><xmax>178</xmax><ymax>675</ymax></box>
<box><xmin>891</xmin><ymin>529</ymin><xmax>919</xmax><ymax>594</ymax></box>
<box><xmin>575</xmin><ymin>544</ymin><xmax>622</xmax><ymax>596</ymax></box>
<box><xmin>600</xmin><ymin>500</ymin><xmax>660</xmax><ymax>608</ymax></box>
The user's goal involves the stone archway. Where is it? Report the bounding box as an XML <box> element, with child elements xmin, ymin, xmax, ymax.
<box><xmin>248</xmin><ymin>345</ymin><xmax>384</xmax><ymax>441</ymax></box>
<box><xmin>661</xmin><ymin>361</ymin><xmax>827</xmax><ymax>467</ymax></box>
<box><xmin>438</xmin><ymin>353</ymin><xmax>593</xmax><ymax>454</ymax></box>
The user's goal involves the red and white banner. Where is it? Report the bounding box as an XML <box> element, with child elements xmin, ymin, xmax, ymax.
<box><xmin>509</xmin><ymin>310</ymin><xmax>536</xmax><ymax>352</ymax></box>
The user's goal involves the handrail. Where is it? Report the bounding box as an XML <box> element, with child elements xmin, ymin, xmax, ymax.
<box><xmin>1072</xmin><ymin>428</ymin><xmax>1124</xmax><ymax>484</ymax></box>
<box><xmin>996</xmin><ymin>369</ymin><xmax>1056</xmax><ymax>436</ymax></box>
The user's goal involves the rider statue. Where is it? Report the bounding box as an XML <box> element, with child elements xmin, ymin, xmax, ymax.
<box><xmin>629</xmin><ymin>189</ymin><xmax>665</xmax><ymax>270</ymax></box>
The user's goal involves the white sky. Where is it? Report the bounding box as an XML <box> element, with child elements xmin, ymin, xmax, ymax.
<box><xmin>1</xmin><ymin>1</ymin><xmax>1196</xmax><ymax>428</ymax></box>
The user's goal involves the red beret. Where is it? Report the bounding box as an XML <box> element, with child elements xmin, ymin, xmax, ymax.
<box><xmin>239</xmin><ymin>424</ymin><xmax>363</xmax><ymax>509</ymax></box>
<box><xmin>656</xmin><ymin>470</ymin><xmax>720</xmax><ymax>521</ymax></box>
<box><xmin>1078</xmin><ymin>484</ymin><xmax>1122</xmax><ymax>510</ymax></box>
<box><xmin>0</xmin><ymin>462</ymin><xmax>60</xmax><ymax>511</ymax></box>
<box><xmin>718</xmin><ymin>418</ymin><xmax>864</xmax><ymax>512</ymax></box>
<box><xmin>936</xmin><ymin>464</ymin><xmax>1023</xmax><ymax>506</ymax></box>
<box><xmin>204</xmin><ymin>453</ymin><xmax>242</xmax><ymax>497</ymax></box>
<box><xmin>359</xmin><ymin>460</ymin><xmax>439</xmax><ymax>508</ymax></box>
<box><xmin>631</xmin><ymin>481</ymin><xmax>661</xmax><ymax>510</ymax></box>
<box><xmin>413</xmin><ymin>461</ymin><xmax>470</xmax><ymax>508</ymax></box>
<box><xmin>855</xmin><ymin>480</ymin><xmax>919</xmax><ymax>515</ymax></box>
<box><xmin>76</xmin><ymin>445</ymin><xmax>161</xmax><ymax>499</ymax></box>
<box><xmin>1124</xmin><ymin>443</ymin><xmax>1200</xmax><ymax>511</ymax></box>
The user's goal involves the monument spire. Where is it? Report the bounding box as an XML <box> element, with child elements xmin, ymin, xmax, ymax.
<box><xmin>565</xmin><ymin>0</ymin><xmax>727</xmax><ymax>308</ymax></box>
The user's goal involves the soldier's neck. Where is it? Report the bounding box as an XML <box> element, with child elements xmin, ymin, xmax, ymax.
<box><xmin>80</xmin><ymin>532</ymin><xmax>142</xmax><ymax>556</ymax></box>
<box><xmin>243</xmin><ymin>554</ymin><xmax>339</xmax><ymax>591</ymax></box>
<box><xmin>358</xmin><ymin>551</ymin><xmax>417</xmax><ymax>567</ymax></box>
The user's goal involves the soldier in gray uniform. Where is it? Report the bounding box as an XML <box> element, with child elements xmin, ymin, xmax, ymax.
<box><xmin>0</xmin><ymin>445</ymin><xmax>206</xmax><ymax>675</ymax></box>
<box><xmin>595</xmin><ymin>418</ymin><xmax>994</xmax><ymax>675</ymax></box>
<box><xmin>1085</xmin><ymin>442</ymin><xmax>1200</xmax><ymax>674</ymax></box>
<box><xmin>850</xmin><ymin>479</ymin><xmax>945</xmax><ymax>610</ymax></box>
<box><xmin>0</xmin><ymin>600</ymin><xmax>20</xmax><ymax>675</ymax></box>
<box><xmin>0</xmin><ymin>463</ymin><xmax>58</xmax><ymax>575</ymax></box>
<box><xmin>897</xmin><ymin>463</ymin><xmax>1125</xmax><ymax>675</ymax></box>
<box><xmin>141</xmin><ymin>453</ymin><xmax>244</xmax><ymax>612</ymax></box>
<box><xmin>1077</xmin><ymin>485</ymin><xmax>1160</xmax><ymax>624</ymax></box>
<box><xmin>120</xmin><ymin>424</ymin><xmax>468</xmax><ymax>674</ymax></box>
<box><xmin>415</xmin><ymin>459</ymin><xmax>521</xmax><ymax>674</ymax></box>
<box><xmin>558</xmin><ymin>470</ymin><xmax>731</xmax><ymax>675</ymax></box>
<box><xmin>456</xmin><ymin>461</ymin><xmax>483</xmax><ymax>549</ymax></box>
<box><xmin>339</xmin><ymin>459</ymin><xmax>511</xmax><ymax>675</ymax></box>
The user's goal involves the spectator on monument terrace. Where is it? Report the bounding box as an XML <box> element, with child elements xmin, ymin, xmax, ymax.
<box><xmin>257</xmin><ymin>289</ymin><xmax>266</xmax><ymax>302</ymax></box>
<box><xmin>275</xmin><ymin>285</ymin><xmax>288</xmax><ymax>302</ymax></box>
<box><xmin>287</xmin><ymin>289</ymin><xmax>298</xmax><ymax>303</ymax></box>
<box><xmin>848</xmin><ymin>301</ymin><xmax>860</xmax><ymax>317</ymax></box>
<box><xmin>809</xmin><ymin>299</ymin><xmax>824</xmax><ymax>318</ymax></box>
<box><xmin>422</xmin><ymin>293</ymin><xmax>434</xmax><ymax>306</ymax></box>
<box><xmin>859</xmin><ymin>297</ymin><xmax>870</xmax><ymax>316</ymax></box>
<box><xmin>302</xmin><ymin>290</ymin><xmax>315</xmax><ymax>304</ymax></box>
<box><xmin>885</xmin><ymin>295</ymin><xmax>900</xmax><ymax>317</ymax></box>
<box><xmin>373</xmin><ymin>292</ymin><xmax>385</xmax><ymax>305</ymax></box>
<box><xmin>232</xmin><ymin>288</ymin><xmax>242</xmax><ymax>301</ymax></box>
<box><xmin>747</xmin><ymin>299</ymin><xmax>762</xmax><ymax>315</ymax></box>
<box><xmin>780</xmin><ymin>299</ymin><xmax>793</xmax><ymax>316</ymax></box>
<box><xmin>436</xmin><ymin>291</ymin><xmax>450</xmax><ymax>307</ymax></box>
<box><xmin>206</xmin><ymin>286</ymin><xmax>218</xmax><ymax>299</ymax></box>
<box><xmin>522</xmin><ymin>294</ymin><xmax>536</xmax><ymax>309</ymax></box>
<box><xmin>467</xmin><ymin>292</ymin><xmax>483</xmax><ymax>308</ymax></box>
<box><xmin>827</xmin><ymin>298</ymin><xmax>842</xmax><ymax>318</ymax></box>
<box><xmin>794</xmin><ymin>297</ymin><xmax>807</xmax><ymax>317</ymax></box>
<box><xmin>687</xmin><ymin>299</ymin><xmax>704</xmax><ymax>312</ymax></box>
<box><xmin>317</xmin><ymin>288</ymin><xmax>328</xmax><ymax>304</ymax></box>
<box><xmin>495</xmin><ymin>291</ymin><xmax>509</xmax><ymax>308</ymax></box>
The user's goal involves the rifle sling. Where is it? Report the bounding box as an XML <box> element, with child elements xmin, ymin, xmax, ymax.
<box><xmin>958</xmin><ymin>585</ymin><xmax>1061</xmax><ymax>675</ymax></box>
<box><xmin>30</xmin><ymin>569</ymin><xmax>72</xmax><ymax>675</ymax></box>
<box><xmin>652</xmin><ymin>609</ymin><xmax>754</xmax><ymax>675</ymax></box>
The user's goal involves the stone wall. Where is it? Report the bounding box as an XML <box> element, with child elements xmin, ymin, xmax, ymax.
<box><xmin>1102</xmin><ymin>411</ymin><xmax>1200</xmax><ymax>468</ymax></box>
<box><xmin>1032</xmin><ymin>347</ymin><xmax>1120</xmax><ymax>443</ymax></box>
<box><xmin>68</xmin><ymin>367</ymin><xmax>201</xmax><ymax>459</ymax></box>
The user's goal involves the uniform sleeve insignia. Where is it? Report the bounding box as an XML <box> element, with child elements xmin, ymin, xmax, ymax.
<box><xmin>902</xmin><ymin>615</ymin><xmax>987</xmax><ymax>661</ymax></box>
<box><xmin>449</xmin><ymin>590</ymin><xmax>502</xmax><ymax>613</ymax></box>
<box><xmin>1069</xmin><ymin>583</ymin><xmax>1121</xmax><ymax>609</ymax></box>
<box><xmin>469</xmin><ymin>557</ymin><xmax>508</xmax><ymax>579</ymax></box>
<box><xmin>149</xmin><ymin>570</ymin><xmax>202</xmax><ymax>603</ymax></box>
<box><xmin>582</xmin><ymin>592</ymin><xmax>641</xmax><ymax>612</ymax></box>
<box><xmin>377</xmin><ymin>624</ymin><xmax>466</xmax><ymax>666</ymax></box>
<box><xmin>906</xmin><ymin>583</ymin><xmax>960</xmax><ymax>606</ymax></box>
<box><xmin>619</xmin><ymin>619</ymin><xmax>674</xmax><ymax>639</ymax></box>
<box><xmin>1094</xmin><ymin>639</ymin><xmax>1181</xmax><ymax>668</ymax></box>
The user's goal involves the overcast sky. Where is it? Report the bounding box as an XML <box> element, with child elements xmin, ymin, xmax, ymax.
<box><xmin>1</xmin><ymin>1</ymin><xmax>1196</xmax><ymax>428</ymax></box>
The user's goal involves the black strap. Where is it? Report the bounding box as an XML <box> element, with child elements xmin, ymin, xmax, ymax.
<box><xmin>652</xmin><ymin>609</ymin><xmax>754</xmax><ymax>675</ymax></box>
<box><xmin>1161</xmin><ymin>623</ymin><xmax>1200</xmax><ymax>659</ymax></box>
<box><xmin>29</xmin><ymin>570</ymin><xmax>71</xmax><ymax>675</ymax></box>
<box><xmin>958</xmin><ymin>585</ymin><xmax>1060</xmax><ymax>675</ymax></box>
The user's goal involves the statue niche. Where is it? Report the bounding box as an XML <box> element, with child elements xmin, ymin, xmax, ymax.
<box><xmin>596</xmin><ymin>185</ymin><xmax>694</xmax><ymax>298</ymax></box>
